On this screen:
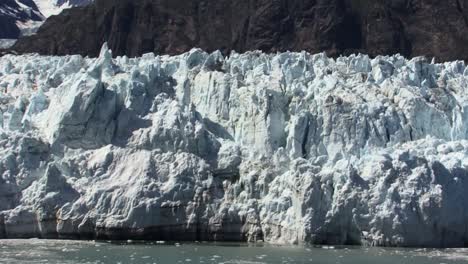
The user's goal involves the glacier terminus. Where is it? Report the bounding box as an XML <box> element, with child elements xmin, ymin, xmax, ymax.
<box><xmin>1</xmin><ymin>44</ymin><xmax>468</xmax><ymax>247</ymax></box>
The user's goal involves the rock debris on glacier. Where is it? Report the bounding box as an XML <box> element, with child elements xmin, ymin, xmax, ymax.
<box><xmin>0</xmin><ymin>45</ymin><xmax>468</xmax><ymax>247</ymax></box>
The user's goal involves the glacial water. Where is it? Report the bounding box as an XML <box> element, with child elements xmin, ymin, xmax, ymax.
<box><xmin>0</xmin><ymin>239</ymin><xmax>467</xmax><ymax>264</ymax></box>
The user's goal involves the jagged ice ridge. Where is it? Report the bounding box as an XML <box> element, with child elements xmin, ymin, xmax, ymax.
<box><xmin>1</xmin><ymin>45</ymin><xmax>468</xmax><ymax>247</ymax></box>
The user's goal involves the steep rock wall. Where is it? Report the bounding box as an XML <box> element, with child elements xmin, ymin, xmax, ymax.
<box><xmin>11</xmin><ymin>0</ymin><xmax>468</xmax><ymax>61</ymax></box>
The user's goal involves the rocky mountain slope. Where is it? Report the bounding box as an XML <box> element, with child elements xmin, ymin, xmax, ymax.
<box><xmin>1</xmin><ymin>44</ymin><xmax>468</xmax><ymax>247</ymax></box>
<box><xmin>0</xmin><ymin>0</ymin><xmax>43</xmax><ymax>40</ymax></box>
<box><xmin>0</xmin><ymin>0</ymin><xmax>92</xmax><ymax>46</ymax></box>
<box><xmin>11</xmin><ymin>0</ymin><xmax>468</xmax><ymax>61</ymax></box>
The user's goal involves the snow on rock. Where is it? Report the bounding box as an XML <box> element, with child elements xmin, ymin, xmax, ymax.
<box><xmin>0</xmin><ymin>0</ymin><xmax>92</xmax><ymax>41</ymax></box>
<box><xmin>0</xmin><ymin>0</ymin><xmax>44</xmax><ymax>39</ymax></box>
<box><xmin>32</xmin><ymin>0</ymin><xmax>93</xmax><ymax>17</ymax></box>
<box><xmin>0</xmin><ymin>39</ymin><xmax>17</xmax><ymax>49</ymax></box>
<box><xmin>0</xmin><ymin>45</ymin><xmax>468</xmax><ymax>247</ymax></box>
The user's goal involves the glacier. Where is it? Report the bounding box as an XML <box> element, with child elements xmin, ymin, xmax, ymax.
<box><xmin>0</xmin><ymin>44</ymin><xmax>468</xmax><ymax>247</ymax></box>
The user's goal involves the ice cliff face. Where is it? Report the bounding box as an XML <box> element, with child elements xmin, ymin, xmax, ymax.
<box><xmin>1</xmin><ymin>45</ymin><xmax>468</xmax><ymax>247</ymax></box>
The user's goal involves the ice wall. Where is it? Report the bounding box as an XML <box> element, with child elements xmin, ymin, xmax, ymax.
<box><xmin>0</xmin><ymin>45</ymin><xmax>468</xmax><ymax>247</ymax></box>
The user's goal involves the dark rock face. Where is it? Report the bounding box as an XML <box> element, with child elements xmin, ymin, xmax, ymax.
<box><xmin>12</xmin><ymin>0</ymin><xmax>468</xmax><ymax>61</ymax></box>
<box><xmin>0</xmin><ymin>0</ymin><xmax>43</xmax><ymax>39</ymax></box>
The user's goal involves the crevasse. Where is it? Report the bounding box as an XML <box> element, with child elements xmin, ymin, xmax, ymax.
<box><xmin>0</xmin><ymin>44</ymin><xmax>468</xmax><ymax>247</ymax></box>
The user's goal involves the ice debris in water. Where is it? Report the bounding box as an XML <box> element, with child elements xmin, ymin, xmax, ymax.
<box><xmin>0</xmin><ymin>44</ymin><xmax>468</xmax><ymax>247</ymax></box>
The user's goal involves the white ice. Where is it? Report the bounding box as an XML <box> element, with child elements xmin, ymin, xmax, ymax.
<box><xmin>0</xmin><ymin>45</ymin><xmax>468</xmax><ymax>247</ymax></box>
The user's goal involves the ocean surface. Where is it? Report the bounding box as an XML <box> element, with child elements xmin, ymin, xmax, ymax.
<box><xmin>0</xmin><ymin>239</ymin><xmax>467</xmax><ymax>264</ymax></box>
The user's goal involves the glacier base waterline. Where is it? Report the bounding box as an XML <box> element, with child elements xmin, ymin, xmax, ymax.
<box><xmin>1</xmin><ymin>45</ymin><xmax>468</xmax><ymax>247</ymax></box>
<box><xmin>1</xmin><ymin>239</ymin><xmax>468</xmax><ymax>264</ymax></box>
